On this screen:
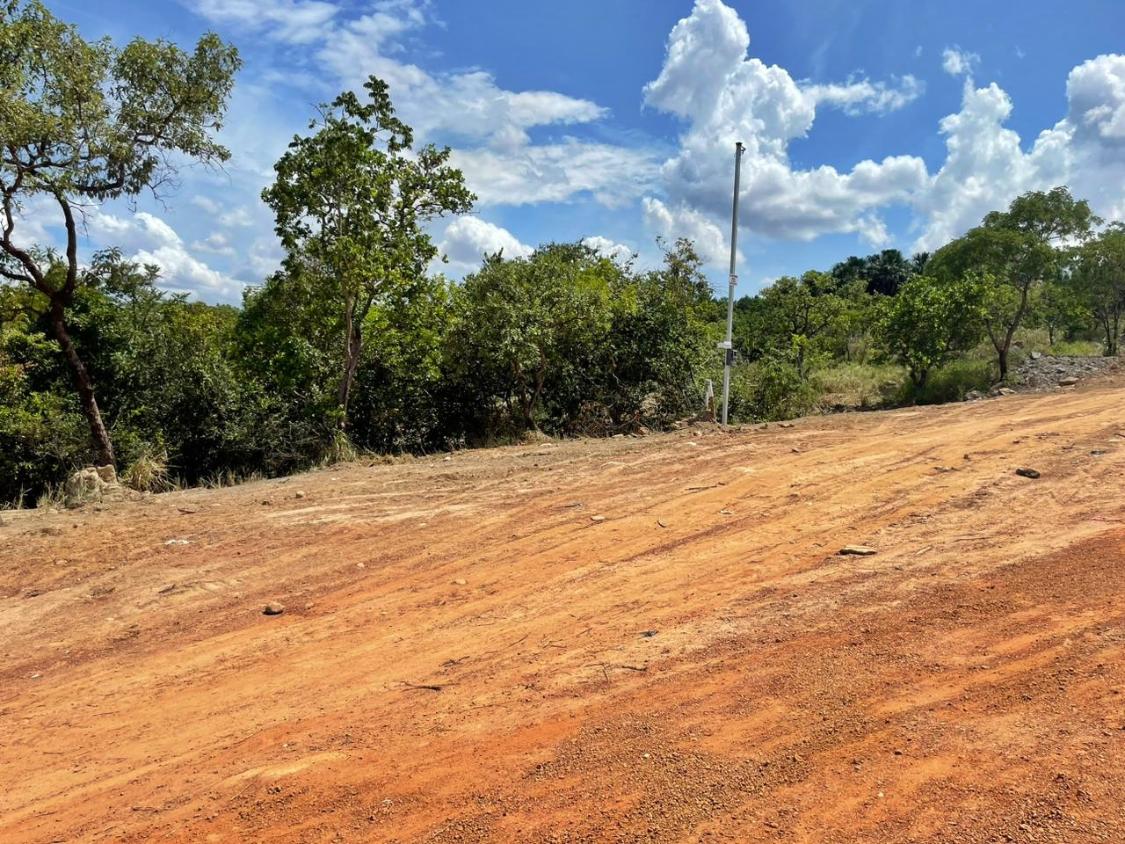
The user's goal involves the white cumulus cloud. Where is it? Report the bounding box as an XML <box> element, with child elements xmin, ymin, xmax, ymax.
<box><xmin>805</xmin><ymin>75</ymin><xmax>924</xmax><ymax>116</ymax></box>
<box><xmin>642</xmin><ymin>198</ymin><xmax>731</xmax><ymax>266</ymax></box>
<box><xmin>942</xmin><ymin>46</ymin><xmax>980</xmax><ymax>77</ymax></box>
<box><xmin>88</xmin><ymin>211</ymin><xmax>246</xmax><ymax>298</ymax></box>
<box><xmin>581</xmin><ymin>236</ymin><xmax>636</xmax><ymax>264</ymax></box>
<box><xmin>913</xmin><ymin>53</ymin><xmax>1125</xmax><ymax>250</ymax></box>
<box><xmin>190</xmin><ymin>0</ymin><xmax>339</xmax><ymax>44</ymax></box>
<box><xmin>437</xmin><ymin>216</ymin><xmax>532</xmax><ymax>276</ymax></box>
<box><xmin>641</xmin><ymin>0</ymin><xmax>928</xmax><ymax>258</ymax></box>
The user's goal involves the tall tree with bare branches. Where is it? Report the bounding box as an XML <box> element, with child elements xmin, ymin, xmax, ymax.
<box><xmin>0</xmin><ymin>0</ymin><xmax>239</xmax><ymax>466</ymax></box>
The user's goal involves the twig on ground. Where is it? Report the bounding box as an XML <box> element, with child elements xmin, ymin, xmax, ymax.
<box><xmin>400</xmin><ymin>681</ymin><xmax>450</xmax><ymax>692</ymax></box>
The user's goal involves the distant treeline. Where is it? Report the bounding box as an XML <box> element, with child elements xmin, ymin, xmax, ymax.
<box><xmin>2</xmin><ymin>2</ymin><xmax>1123</xmax><ymax>506</ymax></box>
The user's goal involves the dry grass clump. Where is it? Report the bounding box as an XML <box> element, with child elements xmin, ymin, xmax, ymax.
<box><xmin>122</xmin><ymin>449</ymin><xmax>176</xmax><ymax>492</ymax></box>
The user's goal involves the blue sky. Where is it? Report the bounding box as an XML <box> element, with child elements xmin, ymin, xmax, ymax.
<box><xmin>34</xmin><ymin>0</ymin><xmax>1125</xmax><ymax>301</ymax></box>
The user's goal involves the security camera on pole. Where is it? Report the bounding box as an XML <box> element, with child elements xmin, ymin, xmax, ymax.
<box><xmin>720</xmin><ymin>141</ymin><xmax>744</xmax><ymax>426</ymax></box>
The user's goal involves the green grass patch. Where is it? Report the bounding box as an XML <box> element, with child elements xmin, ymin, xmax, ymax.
<box><xmin>1048</xmin><ymin>339</ymin><xmax>1105</xmax><ymax>356</ymax></box>
<box><xmin>900</xmin><ymin>358</ymin><xmax>994</xmax><ymax>405</ymax></box>
<box><xmin>813</xmin><ymin>362</ymin><xmax>904</xmax><ymax>409</ymax></box>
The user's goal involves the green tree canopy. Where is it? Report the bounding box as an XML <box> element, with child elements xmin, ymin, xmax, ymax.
<box><xmin>0</xmin><ymin>0</ymin><xmax>239</xmax><ymax>466</ymax></box>
<box><xmin>930</xmin><ymin>187</ymin><xmax>1095</xmax><ymax>379</ymax></box>
<box><xmin>756</xmin><ymin>271</ymin><xmax>848</xmax><ymax>378</ymax></box>
<box><xmin>447</xmin><ymin>243</ymin><xmax>618</xmax><ymax>433</ymax></box>
<box><xmin>262</xmin><ymin>75</ymin><xmax>475</xmax><ymax>435</ymax></box>
<box><xmin>1073</xmin><ymin>224</ymin><xmax>1125</xmax><ymax>355</ymax></box>
<box><xmin>830</xmin><ymin>249</ymin><xmax>921</xmax><ymax>296</ymax></box>
<box><xmin>876</xmin><ymin>274</ymin><xmax>986</xmax><ymax>389</ymax></box>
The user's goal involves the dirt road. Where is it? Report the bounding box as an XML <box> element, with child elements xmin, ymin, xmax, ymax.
<box><xmin>2</xmin><ymin>382</ymin><xmax>1124</xmax><ymax>843</ymax></box>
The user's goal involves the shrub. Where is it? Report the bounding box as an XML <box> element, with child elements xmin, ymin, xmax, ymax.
<box><xmin>729</xmin><ymin>353</ymin><xmax>819</xmax><ymax>422</ymax></box>
<box><xmin>121</xmin><ymin>446</ymin><xmax>175</xmax><ymax>493</ymax></box>
<box><xmin>812</xmin><ymin>362</ymin><xmax>904</xmax><ymax>409</ymax></box>
<box><xmin>900</xmin><ymin>359</ymin><xmax>993</xmax><ymax>405</ymax></box>
<box><xmin>1050</xmin><ymin>339</ymin><xmax>1105</xmax><ymax>356</ymax></box>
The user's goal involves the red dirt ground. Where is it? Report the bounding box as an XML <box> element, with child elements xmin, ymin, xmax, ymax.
<box><xmin>2</xmin><ymin>381</ymin><xmax>1124</xmax><ymax>843</ymax></box>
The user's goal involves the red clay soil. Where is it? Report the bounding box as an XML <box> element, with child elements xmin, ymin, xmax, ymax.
<box><xmin>2</xmin><ymin>382</ymin><xmax>1124</xmax><ymax>843</ymax></box>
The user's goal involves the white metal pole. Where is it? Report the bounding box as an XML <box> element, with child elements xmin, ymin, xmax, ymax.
<box><xmin>721</xmin><ymin>141</ymin><xmax>744</xmax><ymax>426</ymax></box>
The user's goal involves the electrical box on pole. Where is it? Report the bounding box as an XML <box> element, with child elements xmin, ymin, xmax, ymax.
<box><xmin>721</xmin><ymin>141</ymin><xmax>744</xmax><ymax>426</ymax></box>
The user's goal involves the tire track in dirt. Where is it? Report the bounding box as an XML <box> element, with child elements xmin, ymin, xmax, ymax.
<box><xmin>1</xmin><ymin>383</ymin><xmax>1123</xmax><ymax>842</ymax></box>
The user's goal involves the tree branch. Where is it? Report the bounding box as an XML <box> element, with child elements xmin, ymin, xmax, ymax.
<box><xmin>0</xmin><ymin>186</ymin><xmax>47</xmax><ymax>290</ymax></box>
<box><xmin>54</xmin><ymin>191</ymin><xmax>79</xmax><ymax>301</ymax></box>
<box><xmin>0</xmin><ymin>265</ymin><xmax>34</xmax><ymax>284</ymax></box>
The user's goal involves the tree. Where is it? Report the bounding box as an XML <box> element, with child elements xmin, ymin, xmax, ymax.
<box><xmin>830</xmin><ymin>249</ymin><xmax>922</xmax><ymax>296</ymax></box>
<box><xmin>1074</xmin><ymin>224</ymin><xmax>1125</xmax><ymax>355</ymax></box>
<box><xmin>0</xmin><ymin>0</ymin><xmax>240</xmax><ymax>466</ymax></box>
<box><xmin>930</xmin><ymin>187</ymin><xmax>1095</xmax><ymax>380</ymax></box>
<box><xmin>910</xmin><ymin>252</ymin><xmax>931</xmax><ymax>275</ymax></box>
<box><xmin>262</xmin><ymin>76</ymin><xmax>474</xmax><ymax>434</ymax></box>
<box><xmin>1</xmin><ymin>250</ymin><xmax>274</xmax><ymax>503</ymax></box>
<box><xmin>236</xmin><ymin>257</ymin><xmax>344</xmax><ymax>449</ymax></box>
<box><xmin>876</xmin><ymin>274</ymin><xmax>985</xmax><ymax>390</ymax></box>
<box><xmin>447</xmin><ymin>243</ymin><xmax>617</xmax><ymax>433</ymax></box>
<box><xmin>596</xmin><ymin>238</ymin><xmax>713</xmax><ymax>428</ymax></box>
<box><xmin>757</xmin><ymin>271</ymin><xmax>846</xmax><ymax>378</ymax></box>
<box><xmin>1037</xmin><ymin>277</ymin><xmax>1089</xmax><ymax>348</ymax></box>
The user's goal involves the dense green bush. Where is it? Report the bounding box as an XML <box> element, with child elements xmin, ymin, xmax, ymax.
<box><xmin>4</xmin><ymin>0</ymin><xmax>1119</xmax><ymax>509</ymax></box>
<box><xmin>898</xmin><ymin>359</ymin><xmax>994</xmax><ymax>405</ymax></box>
<box><xmin>727</xmin><ymin>352</ymin><xmax>819</xmax><ymax>422</ymax></box>
<box><xmin>445</xmin><ymin>239</ymin><xmax>713</xmax><ymax>439</ymax></box>
<box><xmin>3</xmin><ymin>183</ymin><xmax>1120</xmax><ymax>507</ymax></box>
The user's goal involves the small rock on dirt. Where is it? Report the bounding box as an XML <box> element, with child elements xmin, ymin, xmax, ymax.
<box><xmin>590</xmin><ymin>515</ymin><xmax>606</xmax><ymax>522</ymax></box>
<box><xmin>1015</xmin><ymin>467</ymin><xmax>1041</xmax><ymax>479</ymax></box>
<box><xmin>263</xmin><ymin>602</ymin><xmax>285</xmax><ymax>616</ymax></box>
<box><xmin>453</xmin><ymin>578</ymin><xmax>467</xmax><ymax>586</ymax></box>
<box><xmin>839</xmin><ymin>545</ymin><xmax>877</xmax><ymax>556</ymax></box>
<box><xmin>1059</xmin><ymin>376</ymin><xmax>1079</xmax><ymax>387</ymax></box>
<box><xmin>294</xmin><ymin>490</ymin><xmax>306</xmax><ymax>499</ymax></box>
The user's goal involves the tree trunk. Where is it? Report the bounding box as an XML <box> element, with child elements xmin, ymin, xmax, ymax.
<box><xmin>523</xmin><ymin>365</ymin><xmax>546</xmax><ymax>431</ymax></box>
<box><xmin>336</xmin><ymin>295</ymin><xmax>363</xmax><ymax>431</ymax></box>
<box><xmin>49</xmin><ymin>300</ymin><xmax>115</xmax><ymax>467</ymax></box>
<box><xmin>997</xmin><ymin>281</ymin><xmax>1030</xmax><ymax>383</ymax></box>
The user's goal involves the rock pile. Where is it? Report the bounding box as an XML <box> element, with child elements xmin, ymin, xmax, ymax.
<box><xmin>63</xmin><ymin>465</ymin><xmax>126</xmax><ymax>509</ymax></box>
<box><xmin>1014</xmin><ymin>354</ymin><xmax>1118</xmax><ymax>390</ymax></box>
